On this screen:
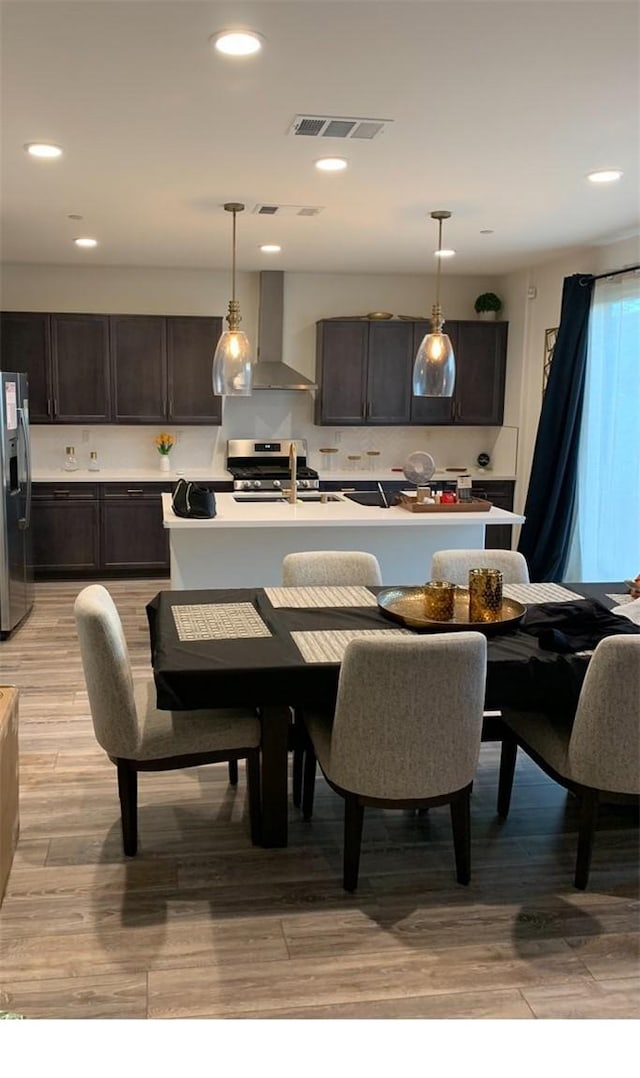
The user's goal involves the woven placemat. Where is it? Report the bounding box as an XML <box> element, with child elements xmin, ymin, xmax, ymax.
<box><xmin>171</xmin><ymin>603</ymin><xmax>271</xmax><ymax>641</ymax></box>
<box><xmin>291</xmin><ymin>628</ymin><xmax>407</xmax><ymax>664</ymax></box>
<box><xmin>265</xmin><ymin>585</ymin><xmax>377</xmax><ymax>609</ymax></box>
<box><xmin>502</xmin><ymin>583</ymin><xmax>583</xmax><ymax>604</ymax></box>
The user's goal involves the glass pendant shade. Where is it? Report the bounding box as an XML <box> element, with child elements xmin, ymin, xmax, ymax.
<box><xmin>212</xmin><ymin>202</ymin><xmax>253</xmax><ymax>396</ymax></box>
<box><xmin>412</xmin><ymin>329</ymin><xmax>456</xmax><ymax>397</ymax></box>
<box><xmin>412</xmin><ymin>210</ymin><xmax>456</xmax><ymax>398</ymax></box>
<box><xmin>212</xmin><ymin>330</ymin><xmax>252</xmax><ymax>396</ymax></box>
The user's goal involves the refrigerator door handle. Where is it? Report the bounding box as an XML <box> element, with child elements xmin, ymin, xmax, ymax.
<box><xmin>18</xmin><ymin>406</ymin><xmax>32</xmax><ymax>529</ymax></box>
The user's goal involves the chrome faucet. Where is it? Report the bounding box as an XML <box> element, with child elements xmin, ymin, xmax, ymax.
<box><xmin>288</xmin><ymin>441</ymin><xmax>298</xmax><ymax>504</ymax></box>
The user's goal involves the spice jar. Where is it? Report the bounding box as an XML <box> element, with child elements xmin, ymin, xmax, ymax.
<box><xmin>64</xmin><ymin>446</ymin><xmax>79</xmax><ymax>471</ymax></box>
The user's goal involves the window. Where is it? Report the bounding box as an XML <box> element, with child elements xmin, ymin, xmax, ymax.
<box><xmin>565</xmin><ymin>273</ymin><xmax>640</xmax><ymax>580</ymax></box>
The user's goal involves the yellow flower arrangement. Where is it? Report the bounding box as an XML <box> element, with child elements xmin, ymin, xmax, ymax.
<box><xmin>154</xmin><ymin>432</ymin><xmax>175</xmax><ymax>456</ymax></box>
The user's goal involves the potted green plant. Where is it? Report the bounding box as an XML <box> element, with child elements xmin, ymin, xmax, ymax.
<box><xmin>474</xmin><ymin>292</ymin><xmax>502</xmax><ymax>321</ymax></box>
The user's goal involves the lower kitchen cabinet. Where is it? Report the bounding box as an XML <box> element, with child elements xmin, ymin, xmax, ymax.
<box><xmin>472</xmin><ymin>479</ymin><xmax>515</xmax><ymax>550</ymax></box>
<box><xmin>31</xmin><ymin>484</ymin><xmax>100</xmax><ymax>573</ymax></box>
<box><xmin>100</xmin><ymin>485</ymin><xmax>171</xmax><ymax>571</ymax></box>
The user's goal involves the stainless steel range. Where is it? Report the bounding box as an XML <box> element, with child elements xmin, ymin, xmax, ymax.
<box><xmin>226</xmin><ymin>439</ymin><xmax>319</xmax><ymax>491</ymax></box>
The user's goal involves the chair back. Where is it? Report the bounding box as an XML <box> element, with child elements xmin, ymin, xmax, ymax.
<box><xmin>327</xmin><ymin>632</ymin><xmax>487</xmax><ymax>800</ymax></box>
<box><xmin>74</xmin><ymin>584</ymin><xmax>140</xmax><ymax>758</ymax></box>
<box><xmin>282</xmin><ymin>550</ymin><xmax>382</xmax><ymax>586</ymax></box>
<box><xmin>430</xmin><ymin>549</ymin><xmax>530</xmax><ymax>585</ymax></box>
<box><xmin>568</xmin><ymin>635</ymin><xmax>640</xmax><ymax>794</ymax></box>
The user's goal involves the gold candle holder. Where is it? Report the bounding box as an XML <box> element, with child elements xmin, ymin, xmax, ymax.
<box><xmin>423</xmin><ymin>580</ymin><xmax>456</xmax><ymax>621</ymax></box>
<box><xmin>468</xmin><ymin>568</ymin><xmax>503</xmax><ymax>622</ymax></box>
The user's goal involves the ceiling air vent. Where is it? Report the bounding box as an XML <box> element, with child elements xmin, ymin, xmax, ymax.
<box><xmin>288</xmin><ymin>114</ymin><xmax>392</xmax><ymax>140</ymax></box>
<box><xmin>252</xmin><ymin>204</ymin><xmax>324</xmax><ymax>217</ymax></box>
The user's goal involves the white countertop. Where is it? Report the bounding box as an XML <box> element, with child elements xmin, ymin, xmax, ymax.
<box><xmin>162</xmin><ymin>491</ymin><xmax>524</xmax><ymax>530</ymax></box>
<box><xmin>33</xmin><ymin>467</ymin><xmax>516</xmax><ymax>483</ymax></box>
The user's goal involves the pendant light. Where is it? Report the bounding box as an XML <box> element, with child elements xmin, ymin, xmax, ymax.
<box><xmin>412</xmin><ymin>210</ymin><xmax>456</xmax><ymax>398</ymax></box>
<box><xmin>212</xmin><ymin>202</ymin><xmax>252</xmax><ymax>396</ymax></box>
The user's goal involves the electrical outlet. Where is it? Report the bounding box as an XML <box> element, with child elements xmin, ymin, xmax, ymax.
<box><xmin>175</xmin><ymin>430</ymin><xmax>183</xmax><ymax>443</ymax></box>
<box><xmin>334</xmin><ymin>431</ymin><xmax>341</xmax><ymax>445</ymax></box>
<box><xmin>81</xmin><ymin>429</ymin><xmax>90</xmax><ymax>443</ymax></box>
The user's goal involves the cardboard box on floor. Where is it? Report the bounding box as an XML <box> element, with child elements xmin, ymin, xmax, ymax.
<box><xmin>0</xmin><ymin>686</ymin><xmax>19</xmax><ymax>906</ymax></box>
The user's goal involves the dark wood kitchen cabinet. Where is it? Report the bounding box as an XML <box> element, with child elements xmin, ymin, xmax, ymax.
<box><xmin>0</xmin><ymin>311</ymin><xmax>51</xmax><ymax>422</ymax></box>
<box><xmin>472</xmin><ymin>479</ymin><xmax>515</xmax><ymax>550</ymax></box>
<box><xmin>1</xmin><ymin>312</ymin><xmax>111</xmax><ymax>423</ymax></box>
<box><xmin>315</xmin><ymin>319</ymin><xmax>413</xmax><ymax>425</ymax></box>
<box><xmin>315</xmin><ymin>316</ymin><xmax>507</xmax><ymax>427</ymax></box>
<box><xmin>50</xmin><ymin>314</ymin><xmax>111</xmax><ymax>422</ymax></box>
<box><xmin>110</xmin><ymin>314</ymin><xmax>222</xmax><ymax>424</ymax></box>
<box><xmin>100</xmin><ymin>484</ymin><xmax>170</xmax><ymax>571</ymax></box>
<box><xmin>31</xmin><ymin>484</ymin><xmax>100</xmax><ymax>573</ymax></box>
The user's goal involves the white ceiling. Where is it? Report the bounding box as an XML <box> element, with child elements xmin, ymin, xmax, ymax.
<box><xmin>1</xmin><ymin>0</ymin><xmax>638</xmax><ymax>276</ymax></box>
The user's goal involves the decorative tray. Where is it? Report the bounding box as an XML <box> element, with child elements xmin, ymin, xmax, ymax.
<box><xmin>377</xmin><ymin>586</ymin><xmax>526</xmax><ymax>634</ymax></box>
<box><xmin>398</xmin><ymin>496</ymin><xmax>492</xmax><ymax>513</ymax></box>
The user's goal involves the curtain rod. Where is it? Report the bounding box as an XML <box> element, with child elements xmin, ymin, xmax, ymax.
<box><xmin>580</xmin><ymin>263</ymin><xmax>640</xmax><ymax>285</ymax></box>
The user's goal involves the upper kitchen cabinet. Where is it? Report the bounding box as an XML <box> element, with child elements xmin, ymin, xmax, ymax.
<box><xmin>315</xmin><ymin>319</ymin><xmax>414</xmax><ymax>425</ymax></box>
<box><xmin>166</xmin><ymin>316</ymin><xmax>223</xmax><ymax>424</ymax></box>
<box><xmin>110</xmin><ymin>314</ymin><xmax>222</xmax><ymax>425</ymax></box>
<box><xmin>316</xmin><ymin>317</ymin><xmax>507</xmax><ymax>427</ymax></box>
<box><xmin>50</xmin><ymin>314</ymin><xmax>111</xmax><ymax>422</ymax></box>
<box><xmin>0</xmin><ymin>311</ymin><xmax>50</xmax><ymax>422</ymax></box>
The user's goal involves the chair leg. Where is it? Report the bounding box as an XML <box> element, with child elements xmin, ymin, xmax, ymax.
<box><xmin>291</xmin><ymin>709</ymin><xmax>304</xmax><ymax>808</ymax></box>
<box><xmin>343</xmin><ymin>796</ymin><xmax>365</xmax><ymax>892</ymax></box>
<box><xmin>497</xmin><ymin>735</ymin><xmax>518</xmax><ymax>818</ymax></box>
<box><xmin>245</xmin><ymin>750</ymin><xmax>262</xmax><ymax>846</ymax></box>
<box><xmin>575</xmin><ymin>788</ymin><xmax>599</xmax><ymax>890</ymax></box>
<box><xmin>302</xmin><ymin>741</ymin><xmax>317</xmax><ymax>821</ymax></box>
<box><xmin>228</xmin><ymin>759</ymin><xmax>239</xmax><ymax>785</ymax></box>
<box><xmin>450</xmin><ymin>787</ymin><xmax>471</xmax><ymax>885</ymax></box>
<box><xmin>116</xmin><ymin>759</ymin><xmax>138</xmax><ymax>857</ymax></box>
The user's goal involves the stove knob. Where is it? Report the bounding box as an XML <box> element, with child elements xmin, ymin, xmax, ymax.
<box><xmin>300</xmin><ymin>479</ymin><xmax>309</xmax><ymax>489</ymax></box>
<box><xmin>252</xmin><ymin>480</ymin><xmax>262</xmax><ymax>489</ymax></box>
<box><xmin>241</xmin><ymin>481</ymin><xmax>250</xmax><ymax>490</ymax></box>
<box><xmin>273</xmin><ymin>480</ymin><xmax>281</xmax><ymax>488</ymax></box>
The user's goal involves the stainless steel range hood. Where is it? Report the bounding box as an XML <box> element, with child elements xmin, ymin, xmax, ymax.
<box><xmin>252</xmin><ymin>271</ymin><xmax>317</xmax><ymax>390</ymax></box>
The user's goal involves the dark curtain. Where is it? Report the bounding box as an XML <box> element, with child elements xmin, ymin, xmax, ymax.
<box><xmin>518</xmin><ymin>273</ymin><xmax>594</xmax><ymax>580</ymax></box>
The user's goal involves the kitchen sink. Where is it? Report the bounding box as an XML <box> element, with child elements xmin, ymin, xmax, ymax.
<box><xmin>233</xmin><ymin>492</ymin><xmax>343</xmax><ymax>503</ymax></box>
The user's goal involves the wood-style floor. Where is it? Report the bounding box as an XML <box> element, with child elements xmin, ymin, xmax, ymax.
<box><xmin>0</xmin><ymin>578</ymin><xmax>638</xmax><ymax>1020</ymax></box>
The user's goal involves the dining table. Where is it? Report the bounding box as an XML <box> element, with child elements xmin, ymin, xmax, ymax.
<box><xmin>146</xmin><ymin>580</ymin><xmax>634</xmax><ymax>847</ymax></box>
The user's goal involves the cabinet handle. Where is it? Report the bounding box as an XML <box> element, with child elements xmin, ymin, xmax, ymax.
<box><xmin>168</xmin><ymin>397</ymin><xmax>173</xmax><ymax>416</ymax></box>
<box><xmin>127</xmin><ymin>489</ymin><xmax>144</xmax><ymax>496</ymax></box>
<box><xmin>47</xmin><ymin>398</ymin><xmax>52</xmax><ymax>417</ymax></box>
<box><xmin>53</xmin><ymin>489</ymin><xmax>70</xmax><ymax>498</ymax></box>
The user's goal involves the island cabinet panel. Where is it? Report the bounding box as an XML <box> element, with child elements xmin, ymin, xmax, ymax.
<box><xmin>0</xmin><ymin>312</ymin><xmax>51</xmax><ymax>422</ymax></box>
<box><xmin>366</xmin><ymin>321</ymin><xmax>414</xmax><ymax>424</ymax></box>
<box><xmin>315</xmin><ymin>320</ymin><xmax>368</xmax><ymax>424</ymax></box>
<box><xmin>100</xmin><ymin>485</ymin><xmax>169</xmax><ymax>571</ymax></box>
<box><xmin>50</xmin><ymin>314</ymin><xmax>111</xmax><ymax>423</ymax></box>
<box><xmin>472</xmin><ymin>479</ymin><xmax>515</xmax><ymax>550</ymax></box>
<box><xmin>166</xmin><ymin>316</ymin><xmax>223</xmax><ymax>424</ymax></box>
<box><xmin>110</xmin><ymin>315</ymin><xmax>167</xmax><ymax>422</ymax></box>
<box><xmin>31</xmin><ymin>484</ymin><xmax>100</xmax><ymax>572</ymax></box>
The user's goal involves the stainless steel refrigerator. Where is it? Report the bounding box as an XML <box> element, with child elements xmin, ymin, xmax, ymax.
<box><xmin>0</xmin><ymin>372</ymin><xmax>33</xmax><ymax>636</ymax></box>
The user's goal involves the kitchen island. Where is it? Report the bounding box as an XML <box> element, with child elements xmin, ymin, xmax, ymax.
<box><xmin>161</xmin><ymin>493</ymin><xmax>525</xmax><ymax>589</ymax></box>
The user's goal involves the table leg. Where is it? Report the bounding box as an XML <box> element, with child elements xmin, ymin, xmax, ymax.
<box><xmin>259</xmin><ymin>705</ymin><xmax>290</xmax><ymax>847</ymax></box>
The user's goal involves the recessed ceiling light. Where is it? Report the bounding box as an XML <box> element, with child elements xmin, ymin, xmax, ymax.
<box><xmin>315</xmin><ymin>157</ymin><xmax>348</xmax><ymax>172</ymax></box>
<box><xmin>74</xmin><ymin>237</ymin><xmax>98</xmax><ymax>248</ymax></box>
<box><xmin>480</xmin><ymin>229</ymin><xmax>494</xmax><ymax>235</ymax></box>
<box><xmin>211</xmin><ymin>30</ymin><xmax>263</xmax><ymax>56</ymax></box>
<box><xmin>67</xmin><ymin>213</ymin><xmax>83</xmax><ymax>221</ymax></box>
<box><xmin>24</xmin><ymin>142</ymin><xmax>63</xmax><ymax>158</ymax></box>
<box><xmin>587</xmin><ymin>169</ymin><xmax>623</xmax><ymax>184</ymax></box>
<box><xmin>435</xmin><ymin>248</ymin><xmax>456</xmax><ymax>258</ymax></box>
<box><xmin>260</xmin><ymin>244</ymin><xmax>281</xmax><ymax>254</ymax></box>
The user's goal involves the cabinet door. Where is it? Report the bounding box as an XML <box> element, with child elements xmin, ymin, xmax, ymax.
<box><xmin>100</xmin><ymin>494</ymin><xmax>169</xmax><ymax>570</ymax></box>
<box><xmin>31</xmin><ymin>499</ymin><xmax>100</xmax><ymax>572</ymax></box>
<box><xmin>315</xmin><ymin>321</ymin><xmax>367</xmax><ymax>425</ymax></box>
<box><xmin>454</xmin><ymin>322</ymin><xmax>507</xmax><ymax>425</ymax></box>
<box><xmin>366</xmin><ymin>322</ymin><xmax>413</xmax><ymax>424</ymax></box>
<box><xmin>50</xmin><ymin>314</ymin><xmax>111</xmax><ymax>422</ymax></box>
<box><xmin>0</xmin><ymin>312</ymin><xmax>51</xmax><ymax>422</ymax></box>
<box><xmin>410</xmin><ymin>320</ymin><xmax>457</xmax><ymax>425</ymax></box>
<box><xmin>167</xmin><ymin>316</ymin><xmax>223</xmax><ymax>424</ymax></box>
<box><xmin>111</xmin><ymin>315</ymin><xmax>167</xmax><ymax>422</ymax></box>
<box><xmin>473</xmin><ymin>479</ymin><xmax>515</xmax><ymax>550</ymax></box>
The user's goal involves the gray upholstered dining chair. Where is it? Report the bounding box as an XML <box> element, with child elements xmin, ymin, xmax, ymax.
<box><xmin>497</xmin><ymin>634</ymin><xmax>640</xmax><ymax>889</ymax></box>
<box><xmin>300</xmin><ymin>632</ymin><xmax>487</xmax><ymax>891</ymax></box>
<box><xmin>281</xmin><ymin>550</ymin><xmax>383</xmax><ymax>808</ymax></box>
<box><xmin>282</xmin><ymin>550</ymin><xmax>382</xmax><ymax>587</ymax></box>
<box><xmin>74</xmin><ymin>584</ymin><xmax>262</xmax><ymax>855</ymax></box>
<box><xmin>430</xmin><ymin>548</ymin><xmax>530</xmax><ymax>585</ymax></box>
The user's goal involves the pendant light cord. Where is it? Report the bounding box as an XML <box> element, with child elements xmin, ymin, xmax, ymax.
<box><xmin>231</xmin><ymin>208</ymin><xmax>237</xmax><ymax>305</ymax></box>
<box><xmin>435</xmin><ymin>216</ymin><xmax>443</xmax><ymax>308</ymax></box>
